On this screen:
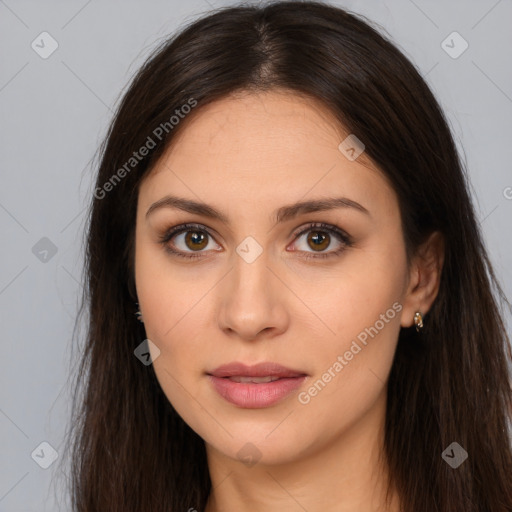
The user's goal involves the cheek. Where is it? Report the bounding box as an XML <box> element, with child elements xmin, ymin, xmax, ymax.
<box><xmin>135</xmin><ymin>249</ymin><xmax>208</xmax><ymax>419</ymax></box>
<box><xmin>298</xmin><ymin>240</ymin><xmax>406</xmax><ymax>404</ymax></box>
<box><xmin>309</xmin><ymin>240</ymin><xmax>406</xmax><ymax>347</ymax></box>
<box><xmin>134</xmin><ymin>249</ymin><xmax>222</xmax><ymax>419</ymax></box>
<box><xmin>135</xmin><ymin>235</ymin><xmax>206</xmax><ymax>340</ymax></box>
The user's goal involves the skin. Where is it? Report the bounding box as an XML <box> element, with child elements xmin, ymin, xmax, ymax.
<box><xmin>134</xmin><ymin>90</ymin><xmax>444</xmax><ymax>512</ymax></box>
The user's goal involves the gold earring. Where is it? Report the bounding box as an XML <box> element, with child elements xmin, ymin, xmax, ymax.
<box><xmin>413</xmin><ymin>311</ymin><xmax>423</xmax><ymax>332</ymax></box>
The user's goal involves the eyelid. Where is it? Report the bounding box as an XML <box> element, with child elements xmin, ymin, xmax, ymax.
<box><xmin>287</xmin><ymin>222</ymin><xmax>352</xmax><ymax>260</ymax></box>
<box><xmin>290</xmin><ymin>222</ymin><xmax>351</xmax><ymax>243</ymax></box>
<box><xmin>158</xmin><ymin>222</ymin><xmax>221</xmax><ymax>253</ymax></box>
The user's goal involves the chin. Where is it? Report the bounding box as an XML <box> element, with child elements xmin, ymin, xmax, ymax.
<box><xmin>198</xmin><ymin>417</ymin><xmax>320</xmax><ymax>468</ymax></box>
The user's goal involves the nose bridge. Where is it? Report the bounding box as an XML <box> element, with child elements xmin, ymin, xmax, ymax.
<box><xmin>217</xmin><ymin>236</ymin><xmax>287</xmax><ymax>339</ymax></box>
<box><xmin>229</xmin><ymin>238</ymin><xmax>273</xmax><ymax>304</ymax></box>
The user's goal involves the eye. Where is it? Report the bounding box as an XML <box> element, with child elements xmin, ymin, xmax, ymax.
<box><xmin>159</xmin><ymin>223</ymin><xmax>221</xmax><ymax>259</ymax></box>
<box><xmin>289</xmin><ymin>222</ymin><xmax>353</xmax><ymax>260</ymax></box>
<box><xmin>159</xmin><ymin>222</ymin><xmax>353</xmax><ymax>261</ymax></box>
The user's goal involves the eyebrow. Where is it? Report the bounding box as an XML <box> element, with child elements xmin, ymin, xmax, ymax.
<box><xmin>145</xmin><ymin>194</ymin><xmax>371</xmax><ymax>224</ymax></box>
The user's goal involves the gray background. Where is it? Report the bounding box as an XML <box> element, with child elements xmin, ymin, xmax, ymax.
<box><xmin>1</xmin><ymin>0</ymin><xmax>511</xmax><ymax>510</ymax></box>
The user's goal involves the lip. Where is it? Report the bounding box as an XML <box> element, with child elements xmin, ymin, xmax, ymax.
<box><xmin>207</xmin><ymin>362</ymin><xmax>308</xmax><ymax>408</ymax></box>
<box><xmin>208</xmin><ymin>361</ymin><xmax>306</xmax><ymax>378</ymax></box>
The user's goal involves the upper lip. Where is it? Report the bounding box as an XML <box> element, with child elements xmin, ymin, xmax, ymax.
<box><xmin>208</xmin><ymin>362</ymin><xmax>307</xmax><ymax>378</ymax></box>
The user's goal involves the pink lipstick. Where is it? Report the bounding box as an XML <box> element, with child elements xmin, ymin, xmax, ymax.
<box><xmin>207</xmin><ymin>362</ymin><xmax>307</xmax><ymax>408</ymax></box>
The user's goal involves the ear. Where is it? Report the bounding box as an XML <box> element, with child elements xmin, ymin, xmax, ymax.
<box><xmin>400</xmin><ymin>231</ymin><xmax>445</xmax><ymax>328</ymax></box>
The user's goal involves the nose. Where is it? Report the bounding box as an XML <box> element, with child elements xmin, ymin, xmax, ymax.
<box><xmin>216</xmin><ymin>247</ymin><xmax>289</xmax><ymax>342</ymax></box>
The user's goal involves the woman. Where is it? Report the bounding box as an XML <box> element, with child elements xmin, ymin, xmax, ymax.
<box><xmin>64</xmin><ymin>1</ymin><xmax>512</xmax><ymax>510</ymax></box>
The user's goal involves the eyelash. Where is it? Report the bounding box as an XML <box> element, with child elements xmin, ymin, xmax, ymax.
<box><xmin>158</xmin><ymin>222</ymin><xmax>353</xmax><ymax>261</ymax></box>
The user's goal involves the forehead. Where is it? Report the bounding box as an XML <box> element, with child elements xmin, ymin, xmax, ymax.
<box><xmin>165</xmin><ymin>90</ymin><xmax>347</xmax><ymax>158</ymax></box>
<box><xmin>140</xmin><ymin>90</ymin><xmax>397</xmax><ymax>223</ymax></box>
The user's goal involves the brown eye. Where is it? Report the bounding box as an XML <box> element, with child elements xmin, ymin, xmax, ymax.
<box><xmin>184</xmin><ymin>230</ymin><xmax>208</xmax><ymax>251</ymax></box>
<box><xmin>290</xmin><ymin>222</ymin><xmax>352</xmax><ymax>260</ymax></box>
<box><xmin>159</xmin><ymin>223</ymin><xmax>222</xmax><ymax>259</ymax></box>
<box><xmin>306</xmin><ymin>230</ymin><xmax>331</xmax><ymax>251</ymax></box>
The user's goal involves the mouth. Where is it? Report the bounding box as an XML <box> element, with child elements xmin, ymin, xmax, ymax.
<box><xmin>222</xmin><ymin>375</ymin><xmax>283</xmax><ymax>383</ymax></box>
<box><xmin>207</xmin><ymin>362</ymin><xmax>308</xmax><ymax>408</ymax></box>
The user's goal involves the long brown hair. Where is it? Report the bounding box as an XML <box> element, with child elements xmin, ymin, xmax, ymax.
<box><xmin>61</xmin><ymin>1</ymin><xmax>512</xmax><ymax>510</ymax></box>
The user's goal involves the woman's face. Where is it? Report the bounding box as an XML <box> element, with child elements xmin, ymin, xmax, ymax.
<box><xmin>135</xmin><ymin>90</ymin><xmax>417</xmax><ymax>466</ymax></box>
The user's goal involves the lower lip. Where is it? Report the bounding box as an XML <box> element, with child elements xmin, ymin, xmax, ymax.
<box><xmin>208</xmin><ymin>375</ymin><xmax>307</xmax><ymax>408</ymax></box>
